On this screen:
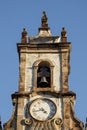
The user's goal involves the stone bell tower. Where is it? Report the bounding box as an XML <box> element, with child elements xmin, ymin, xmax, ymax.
<box><xmin>4</xmin><ymin>11</ymin><xmax>84</xmax><ymax>130</ymax></box>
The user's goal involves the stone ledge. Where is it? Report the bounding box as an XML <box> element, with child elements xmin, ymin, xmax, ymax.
<box><xmin>11</xmin><ymin>90</ymin><xmax>76</xmax><ymax>99</ymax></box>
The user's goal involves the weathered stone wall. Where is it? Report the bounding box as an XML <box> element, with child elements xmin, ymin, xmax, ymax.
<box><xmin>16</xmin><ymin>98</ymin><xmax>24</xmax><ymax>130</ymax></box>
<box><xmin>25</xmin><ymin>53</ymin><xmax>61</xmax><ymax>92</ymax></box>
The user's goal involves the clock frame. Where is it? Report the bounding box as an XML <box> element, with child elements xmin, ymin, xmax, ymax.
<box><xmin>29</xmin><ymin>98</ymin><xmax>57</xmax><ymax>121</ymax></box>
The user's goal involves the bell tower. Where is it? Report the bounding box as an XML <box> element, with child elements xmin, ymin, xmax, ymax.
<box><xmin>4</xmin><ymin>11</ymin><xmax>84</xmax><ymax>130</ymax></box>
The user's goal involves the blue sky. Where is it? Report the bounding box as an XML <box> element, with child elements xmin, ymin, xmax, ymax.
<box><xmin>0</xmin><ymin>0</ymin><xmax>87</xmax><ymax>125</ymax></box>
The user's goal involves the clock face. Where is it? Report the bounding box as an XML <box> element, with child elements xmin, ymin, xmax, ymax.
<box><xmin>29</xmin><ymin>98</ymin><xmax>56</xmax><ymax>121</ymax></box>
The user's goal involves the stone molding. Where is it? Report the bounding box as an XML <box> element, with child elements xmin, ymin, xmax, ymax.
<box><xmin>17</xmin><ymin>43</ymin><xmax>71</xmax><ymax>53</ymax></box>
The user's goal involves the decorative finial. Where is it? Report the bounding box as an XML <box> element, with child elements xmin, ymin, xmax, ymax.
<box><xmin>61</xmin><ymin>27</ymin><xmax>67</xmax><ymax>42</ymax></box>
<box><xmin>21</xmin><ymin>28</ymin><xmax>28</xmax><ymax>44</ymax></box>
<box><xmin>38</xmin><ymin>11</ymin><xmax>51</xmax><ymax>36</ymax></box>
<box><xmin>41</xmin><ymin>11</ymin><xmax>48</xmax><ymax>28</ymax></box>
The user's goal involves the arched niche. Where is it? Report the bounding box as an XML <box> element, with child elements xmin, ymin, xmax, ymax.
<box><xmin>33</xmin><ymin>59</ymin><xmax>54</xmax><ymax>91</ymax></box>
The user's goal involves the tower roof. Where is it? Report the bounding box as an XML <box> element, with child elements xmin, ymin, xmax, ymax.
<box><xmin>29</xmin><ymin>11</ymin><xmax>60</xmax><ymax>43</ymax></box>
<box><xmin>20</xmin><ymin>11</ymin><xmax>68</xmax><ymax>44</ymax></box>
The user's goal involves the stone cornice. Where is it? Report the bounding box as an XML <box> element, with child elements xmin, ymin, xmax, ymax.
<box><xmin>11</xmin><ymin>91</ymin><xmax>76</xmax><ymax>99</ymax></box>
<box><xmin>17</xmin><ymin>42</ymin><xmax>71</xmax><ymax>53</ymax></box>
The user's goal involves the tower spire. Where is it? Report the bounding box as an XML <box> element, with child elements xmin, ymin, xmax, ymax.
<box><xmin>38</xmin><ymin>11</ymin><xmax>51</xmax><ymax>36</ymax></box>
<box><xmin>41</xmin><ymin>11</ymin><xmax>48</xmax><ymax>28</ymax></box>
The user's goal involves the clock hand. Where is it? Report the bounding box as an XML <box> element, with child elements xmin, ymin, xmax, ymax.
<box><xmin>43</xmin><ymin>110</ymin><xmax>47</xmax><ymax>114</ymax></box>
<box><xmin>32</xmin><ymin>108</ymin><xmax>47</xmax><ymax>113</ymax></box>
<box><xmin>32</xmin><ymin>109</ymin><xmax>41</xmax><ymax>112</ymax></box>
<box><xmin>32</xmin><ymin>108</ymin><xmax>46</xmax><ymax>112</ymax></box>
<box><xmin>39</xmin><ymin>108</ymin><xmax>47</xmax><ymax>113</ymax></box>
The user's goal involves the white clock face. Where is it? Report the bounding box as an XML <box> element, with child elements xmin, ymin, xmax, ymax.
<box><xmin>29</xmin><ymin>98</ymin><xmax>56</xmax><ymax>121</ymax></box>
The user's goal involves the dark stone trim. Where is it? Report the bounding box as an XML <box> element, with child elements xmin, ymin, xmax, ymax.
<box><xmin>11</xmin><ymin>91</ymin><xmax>76</xmax><ymax>99</ymax></box>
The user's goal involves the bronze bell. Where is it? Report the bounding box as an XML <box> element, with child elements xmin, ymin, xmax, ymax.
<box><xmin>39</xmin><ymin>76</ymin><xmax>48</xmax><ymax>87</ymax></box>
<box><xmin>40</xmin><ymin>76</ymin><xmax>48</xmax><ymax>83</ymax></box>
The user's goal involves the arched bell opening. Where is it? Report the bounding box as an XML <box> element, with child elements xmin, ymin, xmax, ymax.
<box><xmin>37</xmin><ymin>61</ymin><xmax>51</xmax><ymax>88</ymax></box>
<box><xmin>33</xmin><ymin>59</ymin><xmax>54</xmax><ymax>91</ymax></box>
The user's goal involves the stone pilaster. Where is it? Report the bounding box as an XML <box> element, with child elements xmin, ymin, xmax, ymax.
<box><xmin>16</xmin><ymin>97</ymin><xmax>24</xmax><ymax>130</ymax></box>
<box><xmin>62</xmin><ymin>51</ymin><xmax>70</xmax><ymax>92</ymax></box>
<box><xmin>19</xmin><ymin>53</ymin><xmax>26</xmax><ymax>91</ymax></box>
